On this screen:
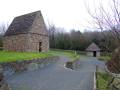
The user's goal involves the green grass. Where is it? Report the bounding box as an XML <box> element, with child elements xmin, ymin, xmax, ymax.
<box><xmin>0</xmin><ymin>49</ymin><xmax>79</xmax><ymax>63</ymax></box>
<box><xmin>50</xmin><ymin>49</ymin><xmax>79</xmax><ymax>60</ymax></box>
<box><xmin>97</xmin><ymin>72</ymin><xmax>112</xmax><ymax>90</ymax></box>
<box><xmin>98</xmin><ymin>56</ymin><xmax>111</xmax><ymax>61</ymax></box>
<box><xmin>50</xmin><ymin>49</ymin><xmax>80</xmax><ymax>69</ymax></box>
<box><xmin>0</xmin><ymin>51</ymin><xmax>55</xmax><ymax>63</ymax></box>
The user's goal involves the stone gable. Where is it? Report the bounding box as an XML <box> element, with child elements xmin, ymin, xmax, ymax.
<box><xmin>29</xmin><ymin>11</ymin><xmax>48</xmax><ymax>36</ymax></box>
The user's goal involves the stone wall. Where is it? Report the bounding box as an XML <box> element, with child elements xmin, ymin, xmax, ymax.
<box><xmin>3</xmin><ymin>33</ymin><xmax>49</xmax><ymax>52</ymax></box>
<box><xmin>87</xmin><ymin>52</ymin><xmax>93</xmax><ymax>56</ymax></box>
<box><xmin>27</xmin><ymin>11</ymin><xmax>49</xmax><ymax>52</ymax></box>
<box><xmin>97</xmin><ymin>52</ymin><xmax>100</xmax><ymax>57</ymax></box>
<box><xmin>86</xmin><ymin>51</ymin><xmax>100</xmax><ymax>57</ymax></box>
<box><xmin>3</xmin><ymin>34</ymin><xmax>29</xmax><ymax>52</ymax></box>
<box><xmin>0</xmin><ymin>56</ymin><xmax>58</xmax><ymax>78</ymax></box>
<box><xmin>29</xmin><ymin>11</ymin><xmax>48</xmax><ymax>36</ymax></box>
<box><xmin>28</xmin><ymin>34</ymin><xmax>49</xmax><ymax>52</ymax></box>
<box><xmin>0</xmin><ymin>56</ymin><xmax>58</xmax><ymax>90</ymax></box>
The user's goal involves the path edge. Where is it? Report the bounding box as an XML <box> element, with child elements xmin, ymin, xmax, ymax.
<box><xmin>94</xmin><ymin>72</ymin><xmax>96</xmax><ymax>90</ymax></box>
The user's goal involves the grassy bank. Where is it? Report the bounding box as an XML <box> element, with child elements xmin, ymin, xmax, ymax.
<box><xmin>0</xmin><ymin>51</ymin><xmax>55</xmax><ymax>63</ymax></box>
<box><xmin>96</xmin><ymin>72</ymin><xmax>112</xmax><ymax>90</ymax></box>
<box><xmin>50</xmin><ymin>49</ymin><xmax>80</xmax><ymax>69</ymax></box>
<box><xmin>98</xmin><ymin>52</ymin><xmax>111</xmax><ymax>61</ymax></box>
<box><xmin>98</xmin><ymin>56</ymin><xmax>111</xmax><ymax>61</ymax></box>
<box><xmin>50</xmin><ymin>49</ymin><xmax>79</xmax><ymax>60</ymax></box>
<box><xmin>0</xmin><ymin>49</ymin><xmax>79</xmax><ymax>63</ymax></box>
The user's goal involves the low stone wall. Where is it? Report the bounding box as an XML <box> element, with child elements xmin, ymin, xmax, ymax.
<box><xmin>4</xmin><ymin>57</ymin><xmax>58</xmax><ymax>75</ymax></box>
<box><xmin>105</xmin><ymin>66</ymin><xmax>120</xmax><ymax>90</ymax></box>
<box><xmin>0</xmin><ymin>56</ymin><xmax>59</xmax><ymax>77</ymax></box>
<box><xmin>65</xmin><ymin>59</ymin><xmax>80</xmax><ymax>70</ymax></box>
<box><xmin>0</xmin><ymin>56</ymin><xmax>59</xmax><ymax>90</ymax></box>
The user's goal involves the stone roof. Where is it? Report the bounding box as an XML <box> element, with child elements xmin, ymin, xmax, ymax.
<box><xmin>86</xmin><ymin>43</ymin><xmax>100</xmax><ymax>51</ymax></box>
<box><xmin>4</xmin><ymin>11</ymin><xmax>41</xmax><ymax>36</ymax></box>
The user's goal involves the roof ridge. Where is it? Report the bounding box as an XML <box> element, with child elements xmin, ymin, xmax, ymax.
<box><xmin>15</xmin><ymin>11</ymin><xmax>41</xmax><ymax>18</ymax></box>
<box><xmin>86</xmin><ymin>42</ymin><xmax>100</xmax><ymax>51</ymax></box>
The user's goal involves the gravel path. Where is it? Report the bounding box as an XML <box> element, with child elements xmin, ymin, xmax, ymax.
<box><xmin>6</xmin><ymin>56</ymin><xmax>105</xmax><ymax>90</ymax></box>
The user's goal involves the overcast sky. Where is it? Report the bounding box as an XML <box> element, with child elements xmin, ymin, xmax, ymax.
<box><xmin>0</xmin><ymin>0</ymin><xmax>110</xmax><ymax>32</ymax></box>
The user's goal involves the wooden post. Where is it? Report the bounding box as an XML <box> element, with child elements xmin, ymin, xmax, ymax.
<box><xmin>75</xmin><ymin>51</ymin><xmax>77</xmax><ymax>55</ymax></box>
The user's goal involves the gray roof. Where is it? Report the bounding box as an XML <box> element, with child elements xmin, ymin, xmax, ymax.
<box><xmin>4</xmin><ymin>11</ymin><xmax>41</xmax><ymax>36</ymax></box>
<box><xmin>86</xmin><ymin>43</ymin><xmax>100</xmax><ymax>51</ymax></box>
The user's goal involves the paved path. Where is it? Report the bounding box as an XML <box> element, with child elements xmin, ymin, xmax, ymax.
<box><xmin>6</xmin><ymin>56</ymin><xmax>105</xmax><ymax>90</ymax></box>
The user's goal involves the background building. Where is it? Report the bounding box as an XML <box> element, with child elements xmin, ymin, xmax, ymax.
<box><xmin>86</xmin><ymin>43</ymin><xmax>100</xmax><ymax>57</ymax></box>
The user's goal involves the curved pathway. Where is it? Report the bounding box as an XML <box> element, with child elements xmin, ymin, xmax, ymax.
<box><xmin>6</xmin><ymin>56</ymin><xmax>105</xmax><ymax>90</ymax></box>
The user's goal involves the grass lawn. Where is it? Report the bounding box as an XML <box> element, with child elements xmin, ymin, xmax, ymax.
<box><xmin>50</xmin><ymin>49</ymin><xmax>80</xmax><ymax>69</ymax></box>
<box><xmin>50</xmin><ymin>49</ymin><xmax>80</xmax><ymax>61</ymax></box>
<box><xmin>0</xmin><ymin>49</ymin><xmax>79</xmax><ymax>63</ymax></box>
<box><xmin>97</xmin><ymin>72</ymin><xmax>112</xmax><ymax>90</ymax></box>
<box><xmin>0</xmin><ymin>51</ymin><xmax>55</xmax><ymax>63</ymax></box>
<box><xmin>98</xmin><ymin>56</ymin><xmax>111</xmax><ymax>61</ymax></box>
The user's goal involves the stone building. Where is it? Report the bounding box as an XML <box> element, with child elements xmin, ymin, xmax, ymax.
<box><xmin>86</xmin><ymin>43</ymin><xmax>100</xmax><ymax>57</ymax></box>
<box><xmin>3</xmin><ymin>11</ymin><xmax>49</xmax><ymax>52</ymax></box>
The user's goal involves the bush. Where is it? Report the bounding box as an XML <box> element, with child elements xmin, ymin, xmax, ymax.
<box><xmin>0</xmin><ymin>47</ymin><xmax>3</xmax><ymax>51</ymax></box>
<box><xmin>66</xmin><ymin>61</ymin><xmax>73</xmax><ymax>69</ymax></box>
<box><xmin>98</xmin><ymin>56</ymin><xmax>111</xmax><ymax>61</ymax></box>
<box><xmin>107</xmin><ymin>47</ymin><xmax>120</xmax><ymax>74</ymax></box>
<box><xmin>101</xmin><ymin>52</ymin><xmax>112</xmax><ymax>56</ymax></box>
<box><xmin>65</xmin><ymin>55</ymin><xmax>80</xmax><ymax>69</ymax></box>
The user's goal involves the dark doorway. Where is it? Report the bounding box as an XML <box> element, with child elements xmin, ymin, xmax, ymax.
<box><xmin>93</xmin><ymin>51</ymin><xmax>96</xmax><ymax>57</ymax></box>
<box><xmin>39</xmin><ymin>42</ymin><xmax>42</xmax><ymax>52</ymax></box>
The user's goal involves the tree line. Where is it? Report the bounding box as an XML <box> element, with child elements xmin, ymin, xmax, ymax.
<box><xmin>0</xmin><ymin>23</ymin><xmax>7</xmax><ymax>47</ymax></box>
<box><xmin>48</xmin><ymin>24</ymin><xmax>119</xmax><ymax>51</ymax></box>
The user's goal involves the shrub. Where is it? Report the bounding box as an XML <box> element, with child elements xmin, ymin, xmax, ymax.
<box><xmin>107</xmin><ymin>47</ymin><xmax>120</xmax><ymax>74</ymax></box>
<box><xmin>66</xmin><ymin>61</ymin><xmax>73</xmax><ymax>69</ymax></box>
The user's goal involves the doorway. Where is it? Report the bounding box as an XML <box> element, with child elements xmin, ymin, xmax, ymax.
<box><xmin>39</xmin><ymin>42</ymin><xmax>42</xmax><ymax>52</ymax></box>
<box><xmin>93</xmin><ymin>51</ymin><xmax>96</xmax><ymax>57</ymax></box>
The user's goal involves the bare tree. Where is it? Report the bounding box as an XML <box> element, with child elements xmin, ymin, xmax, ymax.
<box><xmin>0</xmin><ymin>23</ymin><xmax>8</xmax><ymax>47</ymax></box>
<box><xmin>85</xmin><ymin>0</ymin><xmax>120</xmax><ymax>43</ymax></box>
<box><xmin>48</xmin><ymin>24</ymin><xmax>56</xmax><ymax>48</ymax></box>
<box><xmin>0</xmin><ymin>23</ymin><xmax>8</xmax><ymax>35</ymax></box>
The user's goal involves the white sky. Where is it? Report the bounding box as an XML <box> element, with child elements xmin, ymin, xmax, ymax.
<box><xmin>0</xmin><ymin>0</ymin><xmax>110</xmax><ymax>32</ymax></box>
